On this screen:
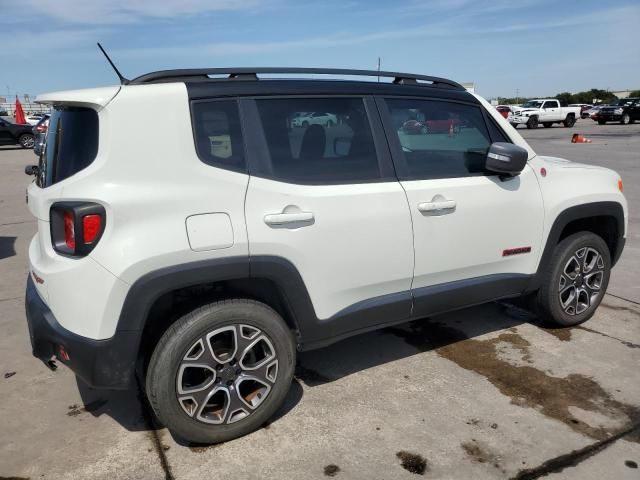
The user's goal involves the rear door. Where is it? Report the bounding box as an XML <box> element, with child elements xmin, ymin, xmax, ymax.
<box><xmin>243</xmin><ymin>96</ymin><xmax>414</xmax><ymax>330</ymax></box>
<box><xmin>378</xmin><ymin>96</ymin><xmax>544</xmax><ymax>316</ymax></box>
<box><xmin>0</xmin><ymin>118</ymin><xmax>13</xmax><ymax>144</ymax></box>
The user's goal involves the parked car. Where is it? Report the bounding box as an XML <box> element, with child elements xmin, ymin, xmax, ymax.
<box><xmin>25</xmin><ymin>67</ymin><xmax>627</xmax><ymax>445</ymax></box>
<box><xmin>0</xmin><ymin>116</ymin><xmax>35</xmax><ymax>148</ymax></box>
<box><xmin>508</xmin><ymin>99</ymin><xmax>581</xmax><ymax>129</ymax></box>
<box><xmin>32</xmin><ymin>115</ymin><xmax>50</xmax><ymax>156</ymax></box>
<box><xmin>0</xmin><ymin>107</ymin><xmax>8</xmax><ymax>117</ymax></box>
<box><xmin>25</xmin><ymin>113</ymin><xmax>48</xmax><ymax>125</ymax></box>
<box><xmin>585</xmin><ymin>105</ymin><xmax>605</xmax><ymax>119</ymax></box>
<box><xmin>569</xmin><ymin>104</ymin><xmax>594</xmax><ymax>119</ymax></box>
<box><xmin>291</xmin><ymin>111</ymin><xmax>338</xmax><ymax>127</ymax></box>
<box><xmin>495</xmin><ymin>105</ymin><xmax>511</xmax><ymax>119</ymax></box>
<box><xmin>592</xmin><ymin>98</ymin><xmax>640</xmax><ymax>125</ymax></box>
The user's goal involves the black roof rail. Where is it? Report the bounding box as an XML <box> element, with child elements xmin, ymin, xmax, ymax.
<box><xmin>128</xmin><ymin>67</ymin><xmax>465</xmax><ymax>90</ymax></box>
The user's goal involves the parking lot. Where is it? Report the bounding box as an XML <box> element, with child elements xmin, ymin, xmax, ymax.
<box><xmin>0</xmin><ymin>119</ymin><xmax>638</xmax><ymax>479</ymax></box>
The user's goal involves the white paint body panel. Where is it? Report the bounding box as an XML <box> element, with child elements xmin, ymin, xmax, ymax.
<box><xmin>245</xmin><ymin>177</ymin><xmax>414</xmax><ymax>319</ymax></box>
<box><xmin>404</xmin><ymin>165</ymin><xmax>545</xmax><ymax>288</ymax></box>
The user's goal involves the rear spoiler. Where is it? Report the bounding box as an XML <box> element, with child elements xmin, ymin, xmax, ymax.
<box><xmin>35</xmin><ymin>86</ymin><xmax>121</xmax><ymax>110</ymax></box>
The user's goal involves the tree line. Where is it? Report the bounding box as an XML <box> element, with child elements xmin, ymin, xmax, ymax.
<box><xmin>497</xmin><ymin>89</ymin><xmax>640</xmax><ymax>105</ymax></box>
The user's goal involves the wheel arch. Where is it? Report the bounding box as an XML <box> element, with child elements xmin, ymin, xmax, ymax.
<box><xmin>529</xmin><ymin>201</ymin><xmax>625</xmax><ymax>291</ymax></box>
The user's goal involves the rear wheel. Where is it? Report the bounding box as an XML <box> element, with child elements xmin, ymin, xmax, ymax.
<box><xmin>535</xmin><ymin>232</ymin><xmax>611</xmax><ymax>326</ymax></box>
<box><xmin>543</xmin><ymin>122</ymin><xmax>552</xmax><ymax>128</ymax></box>
<box><xmin>526</xmin><ymin>116</ymin><xmax>538</xmax><ymax>129</ymax></box>
<box><xmin>146</xmin><ymin>299</ymin><xmax>296</xmax><ymax>444</ymax></box>
<box><xmin>621</xmin><ymin>114</ymin><xmax>631</xmax><ymax>125</ymax></box>
<box><xmin>18</xmin><ymin>133</ymin><xmax>34</xmax><ymax>149</ymax></box>
<box><xmin>598</xmin><ymin>120</ymin><xmax>606</xmax><ymax>125</ymax></box>
<box><xmin>563</xmin><ymin>114</ymin><xmax>576</xmax><ymax>127</ymax></box>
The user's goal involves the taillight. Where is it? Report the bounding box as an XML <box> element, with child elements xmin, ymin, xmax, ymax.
<box><xmin>50</xmin><ymin>202</ymin><xmax>106</xmax><ymax>257</ymax></box>
<box><xmin>63</xmin><ymin>211</ymin><xmax>76</xmax><ymax>249</ymax></box>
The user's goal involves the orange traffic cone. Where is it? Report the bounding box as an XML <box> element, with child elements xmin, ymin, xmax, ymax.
<box><xmin>571</xmin><ymin>133</ymin><xmax>592</xmax><ymax>143</ymax></box>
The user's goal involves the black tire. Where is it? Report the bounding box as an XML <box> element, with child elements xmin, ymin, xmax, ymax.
<box><xmin>621</xmin><ymin>114</ymin><xmax>630</xmax><ymax>125</ymax></box>
<box><xmin>18</xmin><ymin>133</ymin><xmax>34</xmax><ymax>149</ymax></box>
<box><xmin>510</xmin><ymin>123</ymin><xmax>518</xmax><ymax>129</ymax></box>
<box><xmin>543</xmin><ymin>122</ymin><xmax>553</xmax><ymax>128</ymax></box>
<box><xmin>535</xmin><ymin>232</ymin><xmax>611</xmax><ymax>327</ymax></box>
<box><xmin>326</xmin><ymin>120</ymin><xmax>334</xmax><ymax>127</ymax></box>
<box><xmin>563</xmin><ymin>114</ymin><xmax>576</xmax><ymax>128</ymax></box>
<box><xmin>526</xmin><ymin>116</ymin><xmax>538</xmax><ymax>129</ymax></box>
<box><xmin>146</xmin><ymin>299</ymin><xmax>296</xmax><ymax>444</ymax></box>
<box><xmin>301</xmin><ymin>121</ymin><xmax>309</xmax><ymax>128</ymax></box>
<box><xmin>598</xmin><ymin>120</ymin><xmax>606</xmax><ymax>125</ymax></box>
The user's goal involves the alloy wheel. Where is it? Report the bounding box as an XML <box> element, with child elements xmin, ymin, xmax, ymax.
<box><xmin>558</xmin><ymin>247</ymin><xmax>605</xmax><ymax>315</ymax></box>
<box><xmin>176</xmin><ymin>324</ymin><xmax>279</xmax><ymax>425</ymax></box>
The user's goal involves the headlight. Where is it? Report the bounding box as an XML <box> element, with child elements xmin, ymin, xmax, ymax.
<box><xmin>614</xmin><ymin>108</ymin><xmax>624</xmax><ymax>115</ymax></box>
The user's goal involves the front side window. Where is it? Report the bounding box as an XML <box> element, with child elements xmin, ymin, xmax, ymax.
<box><xmin>543</xmin><ymin>101</ymin><xmax>558</xmax><ymax>108</ymax></box>
<box><xmin>192</xmin><ymin>100</ymin><xmax>246</xmax><ymax>173</ymax></box>
<box><xmin>385</xmin><ymin>99</ymin><xmax>495</xmax><ymax>180</ymax></box>
<box><xmin>255</xmin><ymin>98</ymin><xmax>380</xmax><ymax>184</ymax></box>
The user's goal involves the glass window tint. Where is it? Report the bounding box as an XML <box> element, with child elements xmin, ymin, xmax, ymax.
<box><xmin>255</xmin><ymin>98</ymin><xmax>380</xmax><ymax>184</ymax></box>
<box><xmin>543</xmin><ymin>101</ymin><xmax>557</xmax><ymax>108</ymax></box>
<box><xmin>385</xmin><ymin>99</ymin><xmax>494</xmax><ymax>180</ymax></box>
<box><xmin>192</xmin><ymin>100</ymin><xmax>246</xmax><ymax>172</ymax></box>
<box><xmin>38</xmin><ymin>107</ymin><xmax>99</xmax><ymax>187</ymax></box>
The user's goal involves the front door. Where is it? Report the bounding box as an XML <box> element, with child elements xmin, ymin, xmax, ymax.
<box><xmin>378</xmin><ymin>96</ymin><xmax>544</xmax><ymax>316</ymax></box>
<box><xmin>542</xmin><ymin>100</ymin><xmax>560</xmax><ymax>122</ymax></box>
<box><xmin>0</xmin><ymin>119</ymin><xmax>13</xmax><ymax>144</ymax></box>
<box><xmin>243</xmin><ymin>96</ymin><xmax>414</xmax><ymax>335</ymax></box>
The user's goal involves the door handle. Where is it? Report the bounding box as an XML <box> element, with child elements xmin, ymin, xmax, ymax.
<box><xmin>264</xmin><ymin>211</ymin><xmax>314</xmax><ymax>226</ymax></box>
<box><xmin>417</xmin><ymin>200</ymin><xmax>456</xmax><ymax>212</ymax></box>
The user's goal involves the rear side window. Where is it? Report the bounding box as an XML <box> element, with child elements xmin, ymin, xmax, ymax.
<box><xmin>384</xmin><ymin>99</ymin><xmax>494</xmax><ymax>180</ymax></box>
<box><xmin>191</xmin><ymin>100</ymin><xmax>246</xmax><ymax>173</ymax></box>
<box><xmin>37</xmin><ymin>107</ymin><xmax>98</xmax><ymax>187</ymax></box>
<box><xmin>255</xmin><ymin>97</ymin><xmax>381</xmax><ymax>184</ymax></box>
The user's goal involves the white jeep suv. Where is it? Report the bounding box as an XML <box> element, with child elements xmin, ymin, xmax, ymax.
<box><xmin>24</xmin><ymin>68</ymin><xmax>627</xmax><ymax>444</ymax></box>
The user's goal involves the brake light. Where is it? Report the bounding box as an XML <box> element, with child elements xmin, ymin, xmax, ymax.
<box><xmin>50</xmin><ymin>202</ymin><xmax>106</xmax><ymax>257</ymax></box>
<box><xmin>63</xmin><ymin>211</ymin><xmax>76</xmax><ymax>249</ymax></box>
<box><xmin>618</xmin><ymin>179</ymin><xmax>624</xmax><ymax>192</ymax></box>
<box><xmin>83</xmin><ymin>214</ymin><xmax>102</xmax><ymax>244</ymax></box>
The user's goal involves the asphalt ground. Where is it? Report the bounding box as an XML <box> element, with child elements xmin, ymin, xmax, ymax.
<box><xmin>0</xmin><ymin>118</ymin><xmax>638</xmax><ymax>479</ymax></box>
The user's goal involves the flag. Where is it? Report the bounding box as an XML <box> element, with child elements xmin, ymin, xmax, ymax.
<box><xmin>15</xmin><ymin>97</ymin><xmax>27</xmax><ymax>124</ymax></box>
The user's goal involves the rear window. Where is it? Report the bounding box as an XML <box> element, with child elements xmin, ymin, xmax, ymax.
<box><xmin>37</xmin><ymin>107</ymin><xmax>98</xmax><ymax>187</ymax></box>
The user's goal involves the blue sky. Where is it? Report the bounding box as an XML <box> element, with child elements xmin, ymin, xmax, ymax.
<box><xmin>1</xmin><ymin>0</ymin><xmax>639</xmax><ymax>99</ymax></box>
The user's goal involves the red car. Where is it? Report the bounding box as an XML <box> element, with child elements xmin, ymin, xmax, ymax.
<box><xmin>496</xmin><ymin>105</ymin><xmax>511</xmax><ymax>119</ymax></box>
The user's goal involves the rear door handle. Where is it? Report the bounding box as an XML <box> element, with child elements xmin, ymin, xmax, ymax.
<box><xmin>417</xmin><ymin>200</ymin><xmax>456</xmax><ymax>212</ymax></box>
<box><xmin>264</xmin><ymin>211</ymin><xmax>314</xmax><ymax>226</ymax></box>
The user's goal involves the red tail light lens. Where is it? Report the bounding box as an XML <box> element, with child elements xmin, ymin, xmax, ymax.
<box><xmin>63</xmin><ymin>211</ymin><xmax>76</xmax><ymax>249</ymax></box>
<box><xmin>83</xmin><ymin>214</ymin><xmax>102</xmax><ymax>244</ymax></box>
<box><xmin>51</xmin><ymin>202</ymin><xmax>105</xmax><ymax>257</ymax></box>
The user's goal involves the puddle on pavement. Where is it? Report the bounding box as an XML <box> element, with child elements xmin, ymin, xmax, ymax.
<box><xmin>396</xmin><ymin>451</ymin><xmax>428</xmax><ymax>475</ymax></box>
<box><xmin>625</xmin><ymin>460</ymin><xmax>638</xmax><ymax>468</ymax></box>
<box><xmin>323</xmin><ymin>464</ymin><xmax>340</xmax><ymax>476</ymax></box>
<box><xmin>461</xmin><ymin>440</ymin><xmax>505</xmax><ymax>473</ymax></box>
<box><xmin>387</xmin><ymin>319</ymin><xmax>640</xmax><ymax>443</ymax></box>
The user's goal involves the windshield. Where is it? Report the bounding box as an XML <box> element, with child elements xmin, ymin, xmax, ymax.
<box><xmin>521</xmin><ymin>101</ymin><xmax>543</xmax><ymax>108</ymax></box>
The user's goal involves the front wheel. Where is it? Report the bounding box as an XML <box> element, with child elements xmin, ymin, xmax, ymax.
<box><xmin>146</xmin><ymin>299</ymin><xmax>296</xmax><ymax>444</ymax></box>
<box><xmin>535</xmin><ymin>232</ymin><xmax>611</xmax><ymax>326</ymax></box>
<box><xmin>621</xmin><ymin>114</ymin><xmax>631</xmax><ymax>125</ymax></box>
<box><xmin>18</xmin><ymin>133</ymin><xmax>34</xmax><ymax>149</ymax></box>
<box><xmin>526</xmin><ymin>116</ymin><xmax>538</xmax><ymax>129</ymax></box>
<box><xmin>510</xmin><ymin>123</ymin><xmax>518</xmax><ymax>129</ymax></box>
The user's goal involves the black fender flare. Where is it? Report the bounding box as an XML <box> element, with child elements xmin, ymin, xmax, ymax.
<box><xmin>527</xmin><ymin>201</ymin><xmax>625</xmax><ymax>291</ymax></box>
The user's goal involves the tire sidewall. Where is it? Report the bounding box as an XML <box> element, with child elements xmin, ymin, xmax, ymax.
<box><xmin>19</xmin><ymin>133</ymin><xmax>34</xmax><ymax>148</ymax></box>
<box><xmin>146</xmin><ymin>301</ymin><xmax>296</xmax><ymax>444</ymax></box>
<box><xmin>538</xmin><ymin>232</ymin><xmax>611</xmax><ymax>326</ymax></box>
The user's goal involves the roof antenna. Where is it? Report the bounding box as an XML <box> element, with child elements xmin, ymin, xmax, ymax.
<box><xmin>97</xmin><ymin>42</ymin><xmax>129</xmax><ymax>85</ymax></box>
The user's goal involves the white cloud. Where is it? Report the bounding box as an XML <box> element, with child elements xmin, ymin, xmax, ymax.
<box><xmin>15</xmin><ymin>0</ymin><xmax>263</xmax><ymax>24</ymax></box>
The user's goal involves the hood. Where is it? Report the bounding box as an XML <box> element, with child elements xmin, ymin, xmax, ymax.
<box><xmin>538</xmin><ymin>156</ymin><xmax>609</xmax><ymax>171</ymax></box>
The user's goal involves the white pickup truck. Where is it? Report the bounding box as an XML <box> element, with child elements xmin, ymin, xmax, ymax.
<box><xmin>509</xmin><ymin>99</ymin><xmax>581</xmax><ymax>129</ymax></box>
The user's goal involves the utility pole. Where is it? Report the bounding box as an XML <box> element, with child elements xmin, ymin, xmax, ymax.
<box><xmin>377</xmin><ymin>57</ymin><xmax>381</xmax><ymax>82</ymax></box>
<box><xmin>515</xmin><ymin>88</ymin><xmax>519</xmax><ymax>104</ymax></box>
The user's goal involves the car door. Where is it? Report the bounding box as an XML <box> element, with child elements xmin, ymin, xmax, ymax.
<box><xmin>0</xmin><ymin>118</ymin><xmax>13</xmax><ymax>144</ymax></box>
<box><xmin>542</xmin><ymin>100</ymin><xmax>560</xmax><ymax>121</ymax></box>
<box><xmin>377</xmin><ymin>96</ymin><xmax>544</xmax><ymax>316</ymax></box>
<box><xmin>632</xmin><ymin>100</ymin><xmax>640</xmax><ymax>121</ymax></box>
<box><xmin>243</xmin><ymin>96</ymin><xmax>414</xmax><ymax>335</ymax></box>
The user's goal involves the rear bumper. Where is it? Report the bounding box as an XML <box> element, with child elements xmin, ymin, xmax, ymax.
<box><xmin>25</xmin><ymin>275</ymin><xmax>138</xmax><ymax>389</ymax></box>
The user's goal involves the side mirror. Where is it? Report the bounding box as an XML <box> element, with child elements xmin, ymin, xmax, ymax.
<box><xmin>485</xmin><ymin>142</ymin><xmax>528</xmax><ymax>176</ymax></box>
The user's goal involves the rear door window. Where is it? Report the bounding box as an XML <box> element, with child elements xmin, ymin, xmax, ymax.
<box><xmin>255</xmin><ymin>97</ymin><xmax>381</xmax><ymax>184</ymax></box>
<box><xmin>37</xmin><ymin>107</ymin><xmax>98</xmax><ymax>187</ymax></box>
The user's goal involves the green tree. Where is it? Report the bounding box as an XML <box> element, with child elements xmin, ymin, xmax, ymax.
<box><xmin>571</xmin><ymin>89</ymin><xmax>617</xmax><ymax>104</ymax></box>
<box><xmin>555</xmin><ymin>92</ymin><xmax>574</xmax><ymax>104</ymax></box>
<box><xmin>629</xmin><ymin>90</ymin><xmax>640</xmax><ymax>98</ymax></box>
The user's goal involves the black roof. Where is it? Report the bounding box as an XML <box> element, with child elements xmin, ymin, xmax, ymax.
<box><xmin>128</xmin><ymin>67</ymin><xmax>465</xmax><ymax>90</ymax></box>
